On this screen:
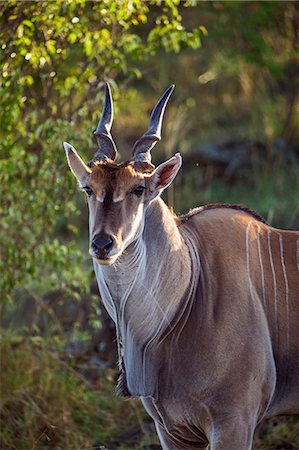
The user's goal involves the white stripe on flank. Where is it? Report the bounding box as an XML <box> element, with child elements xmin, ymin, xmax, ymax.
<box><xmin>279</xmin><ymin>234</ymin><xmax>289</xmax><ymax>350</ymax></box>
<box><xmin>257</xmin><ymin>225</ymin><xmax>266</xmax><ymax>306</ymax></box>
<box><xmin>268</xmin><ymin>230</ymin><xmax>278</xmax><ymax>325</ymax></box>
<box><xmin>246</xmin><ymin>221</ymin><xmax>254</xmax><ymax>299</ymax></box>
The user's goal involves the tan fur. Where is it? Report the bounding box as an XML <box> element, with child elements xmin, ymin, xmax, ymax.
<box><xmin>89</xmin><ymin>163</ymin><xmax>144</xmax><ymax>201</ymax></box>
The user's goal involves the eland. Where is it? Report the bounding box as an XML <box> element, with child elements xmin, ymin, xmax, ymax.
<box><xmin>64</xmin><ymin>83</ymin><xmax>299</xmax><ymax>450</ymax></box>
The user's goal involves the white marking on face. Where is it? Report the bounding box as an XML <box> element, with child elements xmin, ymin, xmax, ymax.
<box><xmin>257</xmin><ymin>225</ymin><xmax>266</xmax><ymax>306</ymax></box>
<box><xmin>96</xmin><ymin>194</ymin><xmax>104</xmax><ymax>202</ymax></box>
<box><xmin>279</xmin><ymin>234</ymin><xmax>289</xmax><ymax>350</ymax></box>
<box><xmin>113</xmin><ymin>192</ymin><xmax>125</xmax><ymax>202</ymax></box>
<box><xmin>246</xmin><ymin>221</ymin><xmax>254</xmax><ymax>300</ymax></box>
<box><xmin>267</xmin><ymin>230</ymin><xmax>277</xmax><ymax>328</ymax></box>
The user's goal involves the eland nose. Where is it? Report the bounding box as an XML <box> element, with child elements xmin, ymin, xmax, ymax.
<box><xmin>91</xmin><ymin>233</ymin><xmax>114</xmax><ymax>259</ymax></box>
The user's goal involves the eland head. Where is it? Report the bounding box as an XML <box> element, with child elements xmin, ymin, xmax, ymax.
<box><xmin>64</xmin><ymin>83</ymin><xmax>181</xmax><ymax>265</ymax></box>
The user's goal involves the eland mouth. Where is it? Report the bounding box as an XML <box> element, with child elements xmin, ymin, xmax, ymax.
<box><xmin>91</xmin><ymin>254</ymin><xmax>120</xmax><ymax>266</ymax></box>
<box><xmin>89</xmin><ymin>246</ymin><xmax>122</xmax><ymax>266</ymax></box>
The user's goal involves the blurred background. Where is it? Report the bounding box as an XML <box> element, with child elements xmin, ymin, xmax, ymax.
<box><xmin>0</xmin><ymin>1</ymin><xmax>298</xmax><ymax>449</ymax></box>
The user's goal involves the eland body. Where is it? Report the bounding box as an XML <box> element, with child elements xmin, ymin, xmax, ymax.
<box><xmin>64</xmin><ymin>84</ymin><xmax>299</xmax><ymax>450</ymax></box>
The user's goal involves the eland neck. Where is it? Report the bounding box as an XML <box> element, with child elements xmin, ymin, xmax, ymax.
<box><xmin>93</xmin><ymin>197</ymin><xmax>197</xmax><ymax>396</ymax></box>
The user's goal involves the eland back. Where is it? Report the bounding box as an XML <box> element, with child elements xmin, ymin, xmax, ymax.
<box><xmin>64</xmin><ymin>84</ymin><xmax>299</xmax><ymax>450</ymax></box>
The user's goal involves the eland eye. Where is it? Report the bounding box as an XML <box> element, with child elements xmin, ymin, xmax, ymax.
<box><xmin>132</xmin><ymin>186</ymin><xmax>145</xmax><ymax>197</ymax></box>
<box><xmin>82</xmin><ymin>186</ymin><xmax>93</xmax><ymax>197</ymax></box>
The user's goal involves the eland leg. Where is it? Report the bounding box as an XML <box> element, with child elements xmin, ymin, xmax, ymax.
<box><xmin>155</xmin><ymin>422</ymin><xmax>208</xmax><ymax>450</ymax></box>
<box><xmin>209</xmin><ymin>419</ymin><xmax>255</xmax><ymax>450</ymax></box>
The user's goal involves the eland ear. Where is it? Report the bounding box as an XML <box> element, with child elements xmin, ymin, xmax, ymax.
<box><xmin>146</xmin><ymin>153</ymin><xmax>182</xmax><ymax>197</ymax></box>
<box><xmin>64</xmin><ymin>142</ymin><xmax>91</xmax><ymax>185</ymax></box>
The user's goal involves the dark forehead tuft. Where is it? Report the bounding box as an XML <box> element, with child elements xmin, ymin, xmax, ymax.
<box><xmin>91</xmin><ymin>160</ymin><xmax>135</xmax><ymax>176</ymax></box>
<box><xmin>89</xmin><ymin>160</ymin><xmax>147</xmax><ymax>187</ymax></box>
<box><xmin>92</xmin><ymin>160</ymin><xmax>133</xmax><ymax>170</ymax></box>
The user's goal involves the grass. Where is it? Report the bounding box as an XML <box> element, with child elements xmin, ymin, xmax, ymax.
<box><xmin>254</xmin><ymin>417</ymin><xmax>299</xmax><ymax>449</ymax></box>
<box><xmin>0</xmin><ymin>332</ymin><xmax>149</xmax><ymax>450</ymax></box>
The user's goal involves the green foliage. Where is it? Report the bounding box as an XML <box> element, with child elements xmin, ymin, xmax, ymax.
<box><xmin>0</xmin><ymin>0</ymin><xmax>202</xmax><ymax>301</ymax></box>
<box><xmin>0</xmin><ymin>119</ymin><xmax>89</xmax><ymax>300</ymax></box>
<box><xmin>0</xmin><ymin>0</ymin><xmax>203</xmax><ymax>129</ymax></box>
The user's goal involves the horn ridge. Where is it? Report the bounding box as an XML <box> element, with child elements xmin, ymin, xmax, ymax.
<box><xmin>147</xmin><ymin>84</ymin><xmax>175</xmax><ymax>140</ymax></box>
<box><xmin>132</xmin><ymin>84</ymin><xmax>175</xmax><ymax>165</ymax></box>
<box><xmin>92</xmin><ymin>82</ymin><xmax>117</xmax><ymax>162</ymax></box>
